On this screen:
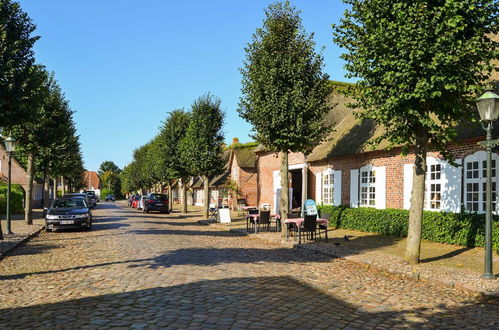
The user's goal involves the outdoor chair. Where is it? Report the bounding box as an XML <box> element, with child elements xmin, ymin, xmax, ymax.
<box><xmin>208</xmin><ymin>204</ymin><xmax>218</xmax><ymax>222</ymax></box>
<box><xmin>246</xmin><ymin>208</ymin><xmax>259</xmax><ymax>232</ymax></box>
<box><xmin>317</xmin><ymin>213</ymin><xmax>330</xmax><ymax>241</ymax></box>
<box><xmin>257</xmin><ymin>210</ymin><xmax>271</xmax><ymax>232</ymax></box>
<box><xmin>299</xmin><ymin>214</ymin><xmax>317</xmax><ymax>242</ymax></box>
<box><xmin>270</xmin><ymin>211</ymin><xmax>282</xmax><ymax>232</ymax></box>
<box><xmin>286</xmin><ymin>213</ymin><xmax>300</xmax><ymax>237</ymax></box>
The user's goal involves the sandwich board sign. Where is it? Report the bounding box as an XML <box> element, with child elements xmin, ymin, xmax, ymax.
<box><xmin>218</xmin><ymin>208</ymin><xmax>231</xmax><ymax>223</ymax></box>
<box><xmin>304</xmin><ymin>199</ymin><xmax>318</xmax><ymax>216</ymax></box>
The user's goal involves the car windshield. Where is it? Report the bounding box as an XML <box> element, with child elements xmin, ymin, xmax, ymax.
<box><xmin>150</xmin><ymin>194</ymin><xmax>167</xmax><ymax>202</ymax></box>
<box><xmin>85</xmin><ymin>191</ymin><xmax>95</xmax><ymax>195</ymax></box>
<box><xmin>52</xmin><ymin>198</ymin><xmax>87</xmax><ymax>209</ymax></box>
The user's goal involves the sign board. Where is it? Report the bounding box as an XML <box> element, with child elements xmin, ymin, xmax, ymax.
<box><xmin>218</xmin><ymin>208</ymin><xmax>231</xmax><ymax>223</ymax></box>
<box><xmin>304</xmin><ymin>199</ymin><xmax>318</xmax><ymax>216</ymax></box>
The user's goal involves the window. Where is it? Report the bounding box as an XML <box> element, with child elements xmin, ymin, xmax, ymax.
<box><xmin>322</xmin><ymin>171</ymin><xmax>334</xmax><ymax>205</ymax></box>
<box><xmin>425</xmin><ymin>163</ymin><xmax>442</xmax><ymax>210</ymax></box>
<box><xmin>360</xmin><ymin>169</ymin><xmax>375</xmax><ymax>206</ymax></box>
<box><xmin>464</xmin><ymin>152</ymin><xmax>497</xmax><ymax>213</ymax></box>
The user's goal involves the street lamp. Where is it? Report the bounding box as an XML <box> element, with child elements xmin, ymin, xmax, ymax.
<box><xmin>4</xmin><ymin>136</ymin><xmax>16</xmax><ymax>236</ymax></box>
<box><xmin>476</xmin><ymin>87</ymin><xmax>499</xmax><ymax>279</ymax></box>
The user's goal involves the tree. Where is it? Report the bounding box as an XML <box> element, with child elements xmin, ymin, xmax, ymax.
<box><xmin>181</xmin><ymin>95</ymin><xmax>225</xmax><ymax>219</ymax></box>
<box><xmin>98</xmin><ymin>161</ymin><xmax>121</xmax><ymax>176</ymax></box>
<box><xmin>333</xmin><ymin>0</ymin><xmax>498</xmax><ymax>264</ymax></box>
<box><xmin>10</xmin><ymin>64</ymin><xmax>49</xmax><ymax>224</ymax></box>
<box><xmin>238</xmin><ymin>1</ymin><xmax>332</xmax><ymax>226</ymax></box>
<box><xmin>0</xmin><ymin>0</ymin><xmax>39</xmax><ymax>129</ymax></box>
<box><xmin>158</xmin><ymin>109</ymin><xmax>191</xmax><ymax>213</ymax></box>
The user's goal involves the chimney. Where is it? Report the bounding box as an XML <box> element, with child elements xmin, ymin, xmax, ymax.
<box><xmin>232</xmin><ymin>137</ymin><xmax>239</xmax><ymax>145</ymax></box>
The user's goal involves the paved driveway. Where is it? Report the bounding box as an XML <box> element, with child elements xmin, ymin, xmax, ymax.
<box><xmin>0</xmin><ymin>202</ymin><xmax>497</xmax><ymax>329</ymax></box>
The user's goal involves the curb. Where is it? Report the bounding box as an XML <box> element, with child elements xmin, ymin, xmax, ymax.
<box><xmin>0</xmin><ymin>225</ymin><xmax>45</xmax><ymax>262</ymax></box>
<box><xmin>204</xmin><ymin>222</ymin><xmax>498</xmax><ymax>298</ymax></box>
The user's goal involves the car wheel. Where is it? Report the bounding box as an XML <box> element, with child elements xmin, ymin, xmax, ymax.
<box><xmin>45</xmin><ymin>227</ymin><xmax>51</xmax><ymax>232</ymax></box>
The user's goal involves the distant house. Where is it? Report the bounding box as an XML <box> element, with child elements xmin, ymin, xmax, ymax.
<box><xmin>186</xmin><ymin>139</ymin><xmax>258</xmax><ymax>208</ymax></box>
<box><xmin>0</xmin><ymin>140</ymin><xmax>43</xmax><ymax>208</ymax></box>
<box><xmin>82</xmin><ymin>171</ymin><xmax>101</xmax><ymax>197</ymax></box>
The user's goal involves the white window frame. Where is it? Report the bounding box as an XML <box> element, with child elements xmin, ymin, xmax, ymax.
<box><xmin>322</xmin><ymin>169</ymin><xmax>334</xmax><ymax>205</ymax></box>
<box><xmin>425</xmin><ymin>158</ymin><xmax>443</xmax><ymax>211</ymax></box>
<box><xmin>464</xmin><ymin>151</ymin><xmax>498</xmax><ymax>214</ymax></box>
<box><xmin>359</xmin><ymin>166</ymin><xmax>376</xmax><ymax>207</ymax></box>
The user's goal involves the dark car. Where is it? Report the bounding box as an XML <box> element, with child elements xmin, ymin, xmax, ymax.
<box><xmin>84</xmin><ymin>190</ymin><xmax>100</xmax><ymax>202</ymax></box>
<box><xmin>45</xmin><ymin>197</ymin><xmax>92</xmax><ymax>232</ymax></box>
<box><xmin>143</xmin><ymin>193</ymin><xmax>169</xmax><ymax>213</ymax></box>
<box><xmin>106</xmin><ymin>194</ymin><xmax>115</xmax><ymax>201</ymax></box>
<box><xmin>64</xmin><ymin>193</ymin><xmax>95</xmax><ymax>208</ymax></box>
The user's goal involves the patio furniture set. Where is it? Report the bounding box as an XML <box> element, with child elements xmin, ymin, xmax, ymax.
<box><xmin>244</xmin><ymin>206</ymin><xmax>329</xmax><ymax>244</ymax></box>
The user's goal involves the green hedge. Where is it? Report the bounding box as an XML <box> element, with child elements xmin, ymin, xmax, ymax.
<box><xmin>0</xmin><ymin>184</ymin><xmax>25</xmax><ymax>214</ymax></box>
<box><xmin>317</xmin><ymin>205</ymin><xmax>499</xmax><ymax>252</ymax></box>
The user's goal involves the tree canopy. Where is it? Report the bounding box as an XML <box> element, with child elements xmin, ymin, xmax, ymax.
<box><xmin>180</xmin><ymin>94</ymin><xmax>225</xmax><ymax>179</ymax></box>
<box><xmin>238</xmin><ymin>1</ymin><xmax>332</xmax><ymax>153</ymax></box>
<box><xmin>0</xmin><ymin>0</ymin><xmax>39</xmax><ymax>128</ymax></box>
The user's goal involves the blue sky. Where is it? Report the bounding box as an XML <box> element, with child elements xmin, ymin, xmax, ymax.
<box><xmin>18</xmin><ymin>0</ymin><xmax>352</xmax><ymax>171</ymax></box>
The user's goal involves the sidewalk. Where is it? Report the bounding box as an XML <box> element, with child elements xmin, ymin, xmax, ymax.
<box><xmin>0</xmin><ymin>210</ymin><xmax>45</xmax><ymax>259</ymax></box>
<box><xmin>204</xmin><ymin>212</ymin><xmax>499</xmax><ymax>297</ymax></box>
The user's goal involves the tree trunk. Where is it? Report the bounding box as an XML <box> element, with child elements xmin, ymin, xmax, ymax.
<box><xmin>404</xmin><ymin>128</ymin><xmax>428</xmax><ymax>264</ymax></box>
<box><xmin>24</xmin><ymin>152</ymin><xmax>35</xmax><ymax>225</ymax></box>
<box><xmin>168</xmin><ymin>183</ymin><xmax>173</xmax><ymax>212</ymax></box>
<box><xmin>52</xmin><ymin>177</ymin><xmax>57</xmax><ymax>199</ymax></box>
<box><xmin>279</xmin><ymin>151</ymin><xmax>289</xmax><ymax>234</ymax></box>
<box><xmin>61</xmin><ymin>175</ymin><xmax>66</xmax><ymax>196</ymax></box>
<box><xmin>203</xmin><ymin>175</ymin><xmax>210</xmax><ymax>219</ymax></box>
<box><xmin>181</xmin><ymin>178</ymin><xmax>188</xmax><ymax>214</ymax></box>
<box><xmin>42</xmin><ymin>175</ymin><xmax>50</xmax><ymax>208</ymax></box>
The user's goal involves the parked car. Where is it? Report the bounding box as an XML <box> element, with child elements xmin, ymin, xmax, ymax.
<box><xmin>137</xmin><ymin>195</ymin><xmax>147</xmax><ymax>210</ymax></box>
<box><xmin>84</xmin><ymin>190</ymin><xmax>100</xmax><ymax>202</ymax></box>
<box><xmin>106</xmin><ymin>194</ymin><xmax>115</xmax><ymax>201</ymax></box>
<box><xmin>143</xmin><ymin>193</ymin><xmax>169</xmax><ymax>213</ymax></box>
<box><xmin>45</xmin><ymin>196</ymin><xmax>92</xmax><ymax>232</ymax></box>
<box><xmin>131</xmin><ymin>195</ymin><xmax>141</xmax><ymax>208</ymax></box>
<box><xmin>64</xmin><ymin>193</ymin><xmax>95</xmax><ymax>208</ymax></box>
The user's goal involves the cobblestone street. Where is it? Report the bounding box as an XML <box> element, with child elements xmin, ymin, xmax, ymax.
<box><xmin>0</xmin><ymin>202</ymin><xmax>497</xmax><ymax>329</ymax></box>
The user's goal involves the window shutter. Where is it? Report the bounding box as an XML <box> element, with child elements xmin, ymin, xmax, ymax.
<box><xmin>375</xmin><ymin>166</ymin><xmax>386</xmax><ymax>209</ymax></box>
<box><xmin>333</xmin><ymin>170</ymin><xmax>342</xmax><ymax>206</ymax></box>
<box><xmin>350</xmin><ymin>169</ymin><xmax>359</xmax><ymax>207</ymax></box>
<box><xmin>441</xmin><ymin>159</ymin><xmax>462</xmax><ymax>213</ymax></box>
<box><xmin>315</xmin><ymin>172</ymin><xmax>322</xmax><ymax>204</ymax></box>
<box><xmin>403</xmin><ymin>164</ymin><xmax>413</xmax><ymax>210</ymax></box>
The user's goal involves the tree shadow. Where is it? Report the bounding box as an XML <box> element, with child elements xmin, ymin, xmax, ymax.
<box><xmin>136</xmin><ymin>221</ymin><xmax>202</xmax><ymax>226</ymax></box>
<box><xmin>130</xmin><ymin>229</ymin><xmax>246</xmax><ymax>237</ymax></box>
<box><xmin>1</xmin><ymin>243</ymin><xmax>59</xmax><ymax>257</ymax></box>
<box><xmin>0</xmin><ymin>246</ymin><xmax>332</xmax><ymax>281</ymax></box>
<box><xmin>420</xmin><ymin>247</ymin><xmax>474</xmax><ymax>263</ymax></box>
<box><xmin>0</xmin><ymin>276</ymin><xmax>497</xmax><ymax>328</ymax></box>
<box><xmin>91</xmin><ymin>222</ymin><xmax>130</xmax><ymax>231</ymax></box>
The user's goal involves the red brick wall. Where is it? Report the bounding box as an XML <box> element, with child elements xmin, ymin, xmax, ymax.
<box><xmin>231</xmin><ymin>153</ymin><xmax>258</xmax><ymax>206</ymax></box>
<box><xmin>252</xmin><ymin>138</ymin><xmax>487</xmax><ymax>211</ymax></box>
<box><xmin>0</xmin><ymin>147</ymin><xmax>28</xmax><ymax>189</ymax></box>
<box><xmin>256</xmin><ymin>151</ymin><xmax>306</xmax><ymax>210</ymax></box>
<box><xmin>308</xmin><ymin>137</ymin><xmax>486</xmax><ymax>208</ymax></box>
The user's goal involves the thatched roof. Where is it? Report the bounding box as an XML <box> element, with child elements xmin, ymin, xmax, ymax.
<box><xmin>234</xmin><ymin>146</ymin><xmax>257</xmax><ymax>168</ymax></box>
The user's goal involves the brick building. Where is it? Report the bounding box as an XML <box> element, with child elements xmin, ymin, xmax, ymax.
<box><xmin>187</xmin><ymin>141</ymin><xmax>258</xmax><ymax>208</ymax></box>
<box><xmin>82</xmin><ymin>171</ymin><xmax>101</xmax><ymax>197</ymax></box>
<box><xmin>253</xmin><ymin>81</ymin><xmax>499</xmax><ymax>215</ymax></box>
<box><xmin>0</xmin><ymin>141</ymin><xmax>43</xmax><ymax>208</ymax></box>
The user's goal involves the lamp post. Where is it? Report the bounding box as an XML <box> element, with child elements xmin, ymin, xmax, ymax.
<box><xmin>476</xmin><ymin>87</ymin><xmax>499</xmax><ymax>279</ymax></box>
<box><xmin>4</xmin><ymin>136</ymin><xmax>17</xmax><ymax>236</ymax></box>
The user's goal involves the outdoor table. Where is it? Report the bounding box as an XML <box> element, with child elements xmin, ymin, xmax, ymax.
<box><xmin>246</xmin><ymin>213</ymin><xmax>280</xmax><ymax>233</ymax></box>
<box><xmin>283</xmin><ymin>217</ymin><xmax>328</xmax><ymax>244</ymax></box>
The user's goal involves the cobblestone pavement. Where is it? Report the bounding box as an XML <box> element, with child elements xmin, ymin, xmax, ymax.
<box><xmin>0</xmin><ymin>202</ymin><xmax>497</xmax><ymax>329</ymax></box>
